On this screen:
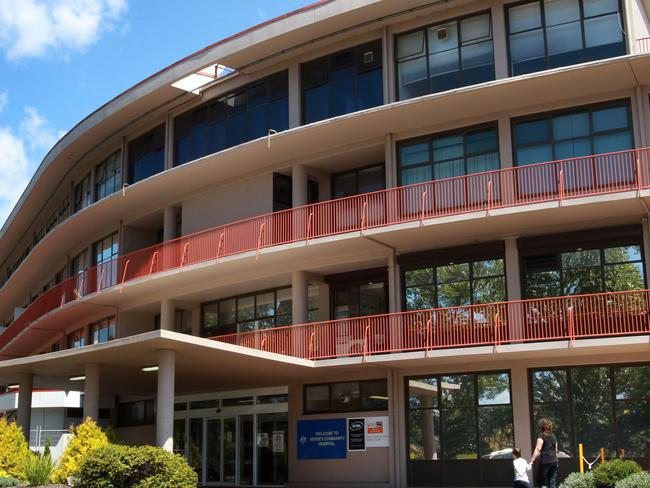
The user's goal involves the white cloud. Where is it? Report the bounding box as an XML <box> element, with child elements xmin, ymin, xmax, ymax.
<box><xmin>0</xmin><ymin>104</ymin><xmax>64</xmax><ymax>226</ymax></box>
<box><xmin>0</xmin><ymin>0</ymin><xmax>127</xmax><ymax>60</ymax></box>
<box><xmin>0</xmin><ymin>91</ymin><xmax>7</xmax><ymax>113</ymax></box>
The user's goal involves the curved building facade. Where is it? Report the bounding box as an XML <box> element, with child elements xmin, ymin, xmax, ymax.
<box><xmin>1</xmin><ymin>0</ymin><xmax>650</xmax><ymax>485</ymax></box>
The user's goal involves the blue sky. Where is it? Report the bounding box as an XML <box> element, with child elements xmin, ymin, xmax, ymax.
<box><xmin>0</xmin><ymin>0</ymin><xmax>310</xmax><ymax>227</ymax></box>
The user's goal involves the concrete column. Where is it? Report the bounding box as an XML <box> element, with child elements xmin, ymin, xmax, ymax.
<box><xmin>83</xmin><ymin>363</ymin><xmax>100</xmax><ymax>420</ymax></box>
<box><xmin>387</xmin><ymin>253</ymin><xmax>401</xmax><ymax>313</ymax></box>
<box><xmin>288</xmin><ymin>63</ymin><xmax>301</xmax><ymax>129</ymax></box>
<box><xmin>384</xmin><ymin>133</ymin><xmax>396</xmax><ymax>188</ymax></box>
<box><xmin>156</xmin><ymin>349</ymin><xmax>176</xmax><ymax>451</ymax></box>
<box><xmin>505</xmin><ymin>238</ymin><xmax>521</xmax><ymax>301</ymax></box>
<box><xmin>498</xmin><ymin>116</ymin><xmax>513</xmax><ymax>168</ymax></box>
<box><xmin>292</xmin><ymin>165</ymin><xmax>308</xmax><ymax>207</ymax></box>
<box><xmin>160</xmin><ymin>298</ymin><xmax>175</xmax><ymax>331</ymax></box>
<box><xmin>292</xmin><ymin>271</ymin><xmax>308</xmax><ymax>324</ymax></box>
<box><xmin>318</xmin><ymin>282</ymin><xmax>330</xmax><ymax>321</ymax></box>
<box><xmin>492</xmin><ymin>4</ymin><xmax>510</xmax><ymax>80</ymax></box>
<box><xmin>163</xmin><ymin>206</ymin><xmax>178</xmax><ymax>241</ymax></box>
<box><xmin>511</xmin><ymin>366</ymin><xmax>533</xmax><ymax>458</ymax></box>
<box><xmin>634</xmin><ymin>87</ymin><xmax>648</xmax><ymax>148</ymax></box>
<box><xmin>641</xmin><ymin>219</ymin><xmax>650</xmax><ymax>285</ymax></box>
<box><xmin>382</xmin><ymin>25</ymin><xmax>396</xmax><ymax>104</ymax></box>
<box><xmin>164</xmin><ymin>114</ymin><xmax>174</xmax><ymax>170</ymax></box>
<box><xmin>190</xmin><ymin>305</ymin><xmax>201</xmax><ymax>336</ymax></box>
<box><xmin>17</xmin><ymin>373</ymin><xmax>33</xmax><ymax>440</ymax></box>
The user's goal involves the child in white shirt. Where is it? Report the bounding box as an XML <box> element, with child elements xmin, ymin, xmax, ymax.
<box><xmin>513</xmin><ymin>447</ymin><xmax>531</xmax><ymax>488</ymax></box>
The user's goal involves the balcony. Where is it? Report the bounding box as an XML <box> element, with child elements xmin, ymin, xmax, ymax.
<box><xmin>212</xmin><ymin>290</ymin><xmax>650</xmax><ymax>360</ymax></box>
<box><xmin>1</xmin><ymin>147</ymin><xmax>650</xmax><ymax>357</ymax></box>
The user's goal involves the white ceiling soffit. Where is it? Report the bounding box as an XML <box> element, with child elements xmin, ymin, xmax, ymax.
<box><xmin>171</xmin><ymin>63</ymin><xmax>235</xmax><ymax>94</ymax></box>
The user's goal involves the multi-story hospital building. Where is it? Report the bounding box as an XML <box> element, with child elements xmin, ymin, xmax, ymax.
<box><xmin>1</xmin><ymin>0</ymin><xmax>649</xmax><ymax>485</ymax></box>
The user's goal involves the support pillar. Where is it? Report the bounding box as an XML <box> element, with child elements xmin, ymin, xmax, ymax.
<box><xmin>384</xmin><ymin>133</ymin><xmax>396</xmax><ymax>189</ymax></box>
<box><xmin>160</xmin><ymin>298</ymin><xmax>175</xmax><ymax>331</ymax></box>
<box><xmin>17</xmin><ymin>373</ymin><xmax>33</xmax><ymax>440</ymax></box>
<box><xmin>292</xmin><ymin>165</ymin><xmax>308</xmax><ymax>208</ymax></box>
<box><xmin>387</xmin><ymin>252</ymin><xmax>401</xmax><ymax>313</ymax></box>
<box><xmin>511</xmin><ymin>366</ymin><xmax>533</xmax><ymax>458</ymax></box>
<box><xmin>83</xmin><ymin>363</ymin><xmax>100</xmax><ymax>420</ymax></box>
<box><xmin>163</xmin><ymin>206</ymin><xmax>178</xmax><ymax>241</ymax></box>
<box><xmin>291</xmin><ymin>271</ymin><xmax>308</xmax><ymax>324</ymax></box>
<box><xmin>491</xmin><ymin>4</ymin><xmax>510</xmax><ymax>80</ymax></box>
<box><xmin>641</xmin><ymin>219</ymin><xmax>650</xmax><ymax>282</ymax></box>
<box><xmin>505</xmin><ymin>237</ymin><xmax>523</xmax><ymax>341</ymax></box>
<box><xmin>288</xmin><ymin>63</ymin><xmax>301</xmax><ymax>129</ymax></box>
<box><xmin>156</xmin><ymin>349</ymin><xmax>175</xmax><ymax>451</ymax></box>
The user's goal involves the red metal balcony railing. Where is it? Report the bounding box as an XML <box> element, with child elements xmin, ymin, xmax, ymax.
<box><xmin>1</xmin><ymin>148</ymin><xmax>649</xmax><ymax>354</ymax></box>
<box><xmin>211</xmin><ymin>290</ymin><xmax>650</xmax><ymax>360</ymax></box>
<box><xmin>637</xmin><ymin>37</ymin><xmax>650</xmax><ymax>54</ymax></box>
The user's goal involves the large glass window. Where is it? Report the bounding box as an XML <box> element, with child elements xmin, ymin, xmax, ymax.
<box><xmin>94</xmin><ymin>151</ymin><xmax>122</xmax><ymax>201</ymax></box>
<box><xmin>332</xmin><ymin>164</ymin><xmax>385</xmax><ymax>198</ymax></box>
<box><xmin>304</xmin><ymin>379</ymin><xmax>389</xmax><ymax>413</ymax></box>
<box><xmin>530</xmin><ymin>364</ymin><xmax>650</xmax><ymax>459</ymax></box>
<box><xmin>73</xmin><ymin>172</ymin><xmax>92</xmax><ymax>213</ymax></box>
<box><xmin>90</xmin><ymin>317</ymin><xmax>116</xmax><ymax>344</ymax></box>
<box><xmin>507</xmin><ymin>0</ymin><xmax>626</xmax><ymax>76</ymax></box>
<box><xmin>302</xmin><ymin>40</ymin><xmax>383</xmax><ymax>124</ymax></box>
<box><xmin>398</xmin><ymin>125</ymin><xmax>499</xmax><ymax>186</ymax></box>
<box><xmin>174</xmin><ymin>71</ymin><xmax>288</xmax><ymax>166</ymax></box>
<box><xmin>202</xmin><ymin>286</ymin><xmax>317</xmax><ymax>336</ymax></box>
<box><xmin>407</xmin><ymin>371</ymin><xmax>513</xmax><ymax>461</ymax></box>
<box><xmin>93</xmin><ymin>232</ymin><xmax>119</xmax><ymax>289</ymax></box>
<box><xmin>66</xmin><ymin>328</ymin><xmax>86</xmax><ymax>349</ymax></box>
<box><xmin>128</xmin><ymin>124</ymin><xmax>165</xmax><ymax>184</ymax></box>
<box><xmin>332</xmin><ymin>277</ymin><xmax>388</xmax><ymax>319</ymax></box>
<box><xmin>405</xmin><ymin>258</ymin><xmax>506</xmax><ymax>310</ymax></box>
<box><xmin>513</xmin><ymin>102</ymin><xmax>633</xmax><ymax>167</ymax></box>
<box><xmin>396</xmin><ymin>12</ymin><xmax>495</xmax><ymax>100</ymax></box>
<box><xmin>523</xmin><ymin>242</ymin><xmax>645</xmax><ymax>298</ymax></box>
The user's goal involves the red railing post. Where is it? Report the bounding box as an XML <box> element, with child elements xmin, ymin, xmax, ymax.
<box><xmin>148</xmin><ymin>251</ymin><xmax>159</xmax><ymax>275</ymax></box>
<box><xmin>363</xmin><ymin>324</ymin><xmax>371</xmax><ymax>362</ymax></box>
<box><xmin>636</xmin><ymin>155</ymin><xmax>643</xmax><ymax>192</ymax></box>
<box><xmin>308</xmin><ymin>329</ymin><xmax>316</xmax><ymax>359</ymax></box>
<box><xmin>216</xmin><ymin>232</ymin><xmax>225</xmax><ymax>261</ymax></box>
<box><xmin>487</xmin><ymin>178</ymin><xmax>493</xmax><ymax>215</ymax></box>
<box><xmin>119</xmin><ymin>259</ymin><xmax>130</xmax><ymax>294</ymax></box>
<box><xmin>180</xmin><ymin>243</ymin><xmax>190</xmax><ymax>267</ymax></box>
<box><xmin>306</xmin><ymin>211</ymin><xmax>314</xmax><ymax>243</ymax></box>
<box><xmin>420</xmin><ymin>189</ymin><xmax>428</xmax><ymax>225</ymax></box>
<box><xmin>425</xmin><ymin>315</ymin><xmax>433</xmax><ymax>357</ymax></box>
<box><xmin>74</xmin><ymin>275</ymin><xmax>84</xmax><ymax>300</ymax></box>
<box><xmin>568</xmin><ymin>299</ymin><xmax>575</xmax><ymax>346</ymax></box>
<box><xmin>494</xmin><ymin>311</ymin><xmax>500</xmax><ymax>352</ymax></box>
<box><xmin>360</xmin><ymin>197</ymin><xmax>369</xmax><ymax>234</ymax></box>
<box><xmin>97</xmin><ymin>266</ymin><xmax>105</xmax><ymax>292</ymax></box>
<box><xmin>256</xmin><ymin>223</ymin><xmax>266</xmax><ymax>260</ymax></box>
<box><xmin>558</xmin><ymin>167</ymin><xmax>565</xmax><ymax>205</ymax></box>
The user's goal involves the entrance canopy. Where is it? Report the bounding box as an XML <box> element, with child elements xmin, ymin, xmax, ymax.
<box><xmin>0</xmin><ymin>331</ymin><xmax>320</xmax><ymax>396</ymax></box>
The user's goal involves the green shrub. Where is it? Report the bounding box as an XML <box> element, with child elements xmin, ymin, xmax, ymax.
<box><xmin>0</xmin><ymin>418</ymin><xmax>30</xmax><ymax>480</ymax></box>
<box><xmin>615</xmin><ymin>471</ymin><xmax>650</xmax><ymax>488</ymax></box>
<box><xmin>593</xmin><ymin>459</ymin><xmax>642</xmax><ymax>488</ymax></box>
<box><xmin>52</xmin><ymin>417</ymin><xmax>110</xmax><ymax>484</ymax></box>
<box><xmin>76</xmin><ymin>444</ymin><xmax>198</xmax><ymax>488</ymax></box>
<box><xmin>560</xmin><ymin>471</ymin><xmax>596</xmax><ymax>488</ymax></box>
<box><xmin>23</xmin><ymin>452</ymin><xmax>55</xmax><ymax>486</ymax></box>
<box><xmin>0</xmin><ymin>476</ymin><xmax>21</xmax><ymax>487</ymax></box>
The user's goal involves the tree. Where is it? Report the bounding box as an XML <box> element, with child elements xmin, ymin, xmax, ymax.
<box><xmin>52</xmin><ymin>417</ymin><xmax>110</xmax><ymax>484</ymax></box>
<box><xmin>0</xmin><ymin>418</ymin><xmax>30</xmax><ymax>480</ymax></box>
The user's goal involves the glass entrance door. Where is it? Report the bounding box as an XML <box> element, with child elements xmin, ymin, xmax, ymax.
<box><xmin>206</xmin><ymin>418</ymin><xmax>222</xmax><ymax>484</ymax></box>
<box><xmin>223</xmin><ymin>417</ymin><xmax>237</xmax><ymax>485</ymax></box>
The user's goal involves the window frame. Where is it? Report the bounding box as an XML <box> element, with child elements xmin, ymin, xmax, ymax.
<box><xmin>397</xmin><ymin>122</ymin><xmax>500</xmax><ymax>186</ymax></box>
<box><xmin>331</xmin><ymin>163</ymin><xmax>386</xmax><ymax>198</ymax></box>
<box><xmin>511</xmin><ymin>99</ymin><xmax>634</xmax><ymax>166</ymax></box>
<box><xmin>90</xmin><ymin>316</ymin><xmax>116</xmax><ymax>345</ymax></box>
<box><xmin>94</xmin><ymin>151</ymin><xmax>122</xmax><ymax>202</ymax></box>
<box><xmin>300</xmin><ymin>40</ymin><xmax>383</xmax><ymax>124</ymax></box>
<box><xmin>405</xmin><ymin>369</ymin><xmax>514</xmax><ymax>463</ymax></box>
<box><xmin>527</xmin><ymin>362</ymin><xmax>650</xmax><ymax>459</ymax></box>
<box><xmin>303</xmin><ymin>378</ymin><xmax>389</xmax><ymax>414</ymax></box>
<box><xmin>127</xmin><ymin>124</ymin><xmax>166</xmax><ymax>184</ymax></box>
<box><xmin>505</xmin><ymin>0</ymin><xmax>627</xmax><ymax>77</ymax></box>
<box><xmin>201</xmin><ymin>285</ymin><xmax>296</xmax><ymax>337</ymax></box>
<box><xmin>394</xmin><ymin>10</ymin><xmax>496</xmax><ymax>101</ymax></box>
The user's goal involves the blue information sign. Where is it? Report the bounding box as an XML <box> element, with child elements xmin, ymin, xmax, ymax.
<box><xmin>297</xmin><ymin>418</ymin><xmax>347</xmax><ymax>460</ymax></box>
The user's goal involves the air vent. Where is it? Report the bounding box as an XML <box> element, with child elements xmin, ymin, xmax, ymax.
<box><xmin>363</xmin><ymin>51</ymin><xmax>374</xmax><ymax>64</ymax></box>
<box><xmin>524</xmin><ymin>254</ymin><xmax>559</xmax><ymax>272</ymax></box>
<box><xmin>437</xmin><ymin>27</ymin><xmax>449</xmax><ymax>41</ymax></box>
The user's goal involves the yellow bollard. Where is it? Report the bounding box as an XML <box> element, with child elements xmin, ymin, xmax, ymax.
<box><xmin>600</xmin><ymin>448</ymin><xmax>605</xmax><ymax>464</ymax></box>
<box><xmin>579</xmin><ymin>443</ymin><xmax>584</xmax><ymax>474</ymax></box>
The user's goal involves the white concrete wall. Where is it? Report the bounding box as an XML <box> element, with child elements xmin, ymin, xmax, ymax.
<box><xmin>181</xmin><ymin>173</ymin><xmax>274</xmax><ymax>235</ymax></box>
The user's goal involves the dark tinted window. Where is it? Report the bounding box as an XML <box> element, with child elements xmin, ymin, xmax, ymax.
<box><xmin>128</xmin><ymin>124</ymin><xmax>165</xmax><ymax>183</ymax></box>
<box><xmin>302</xmin><ymin>40</ymin><xmax>383</xmax><ymax>124</ymax></box>
<box><xmin>174</xmin><ymin>71</ymin><xmax>288</xmax><ymax>166</ymax></box>
<box><xmin>507</xmin><ymin>0</ymin><xmax>626</xmax><ymax>76</ymax></box>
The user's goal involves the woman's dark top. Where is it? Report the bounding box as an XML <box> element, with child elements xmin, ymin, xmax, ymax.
<box><xmin>539</xmin><ymin>432</ymin><xmax>558</xmax><ymax>464</ymax></box>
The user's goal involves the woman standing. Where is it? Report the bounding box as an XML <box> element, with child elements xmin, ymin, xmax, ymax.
<box><xmin>530</xmin><ymin>418</ymin><xmax>559</xmax><ymax>488</ymax></box>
